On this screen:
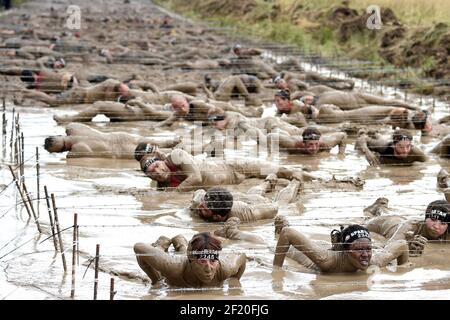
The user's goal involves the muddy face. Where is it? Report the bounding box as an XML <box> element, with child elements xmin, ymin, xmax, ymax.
<box><xmin>425</xmin><ymin>218</ymin><xmax>448</xmax><ymax>239</ymax></box>
<box><xmin>172</xmin><ymin>97</ymin><xmax>190</xmax><ymax>115</ymax></box>
<box><xmin>190</xmin><ymin>258</ymin><xmax>220</xmax><ymax>283</ymax></box>
<box><xmin>275</xmin><ymin>96</ymin><xmax>292</xmax><ymax>114</ymax></box>
<box><xmin>347</xmin><ymin>238</ymin><xmax>372</xmax><ymax>270</ymax></box>
<box><xmin>393</xmin><ymin>140</ymin><xmax>412</xmax><ymax>158</ymax></box>
<box><xmin>303</xmin><ymin>95</ymin><xmax>315</xmax><ymax>105</ymax></box>
<box><xmin>304</xmin><ymin>140</ymin><xmax>321</xmax><ymax>155</ymax></box>
<box><xmin>276</xmin><ymin>79</ymin><xmax>289</xmax><ymax>90</ymax></box>
<box><xmin>146</xmin><ymin>160</ymin><xmax>171</xmax><ymax>182</ymax></box>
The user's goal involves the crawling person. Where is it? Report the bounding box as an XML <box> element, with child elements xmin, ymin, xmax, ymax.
<box><xmin>273</xmin><ymin>90</ymin><xmax>307</xmax><ymax>127</ymax></box>
<box><xmin>365</xmin><ymin>200</ymin><xmax>450</xmax><ymax>257</ymax></box>
<box><xmin>20</xmin><ymin>79</ymin><xmax>190</xmax><ymax>107</ymax></box>
<box><xmin>431</xmin><ymin>133</ymin><xmax>450</xmax><ymax>158</ymax></box>
<box><xmin>53</xmin><ymin>99</ymin><xmax>172</xmax><ymax>123</ymax></box>
<box><xmin>189</xmin><ymin>173</ymin><xmax>301</xmax><ymax>223</ymax></box>
<box><xmin>273</xmin><ymin>222</ymin><xmax>409</xmax><ymax>273</ymax></box>
<box><xmin>136</xmin><ymin>147</ymin><xmax>317</xmax><ymax>191</ymax></box>
<box><xmin>356</xmin><ymin>129</ymin><xmax>427</xmax><ymax>165</ymax></box>
<box><xmin>5</xmin><ymin>68</ymin><xmax>78</xmax><ymax>94</ymax></box>
<box><xmin>315</xmin><ymin>104</ymin><xmax>432</xmax><ymax>133</ymax></box>
<box><xmin>152</xmin><ymin>95</ymin><xmax>262</xmax><ymax>129</ymax></box>
<box><xmin>268</xmin><ymin>126</ymin><xmax>346</xmax><ymax>155</ymax></box>
<box><xmin>134</xmin><ymin>232</ymin><xmax>246</xmax><ymax>286</ymax></box>
<box><xmin>44</xmin><ymin>123</ymin><xmax>180</xmax><ymax>159</ymax></box>
<box><xmin>203</xmin><ymin>74</ymin><xmax>263</xmax><ymax>106</ymax></box>
<box><xmin>314</xmin><ymin>90</ymin><xmax>421</xmax><ymax>111</ymax></box>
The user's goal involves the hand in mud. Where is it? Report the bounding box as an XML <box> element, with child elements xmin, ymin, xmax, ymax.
<box><xmin>406</xmin><ymin>232</ymin><xmax>428</xmax><ymax>257</ymax></box>
<box><xmin>366</xmin><ymin>151</ymin><xmax>380</xmax><ymax>166</ymax></box>
<box><xmin>338</xmin><ymin>141</ymin><xmax>346</xmax><ymax>155</ymax></box>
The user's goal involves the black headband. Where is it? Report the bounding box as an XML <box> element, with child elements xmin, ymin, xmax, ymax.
<box><xmin>343</xmin><ymin>229</ymin><xmax>371</xmax><ymax>244</ymax></box>
<box><xmin>275</xmin><ymin>90</ymin><xmax>290</xmax><ymax>100</ymax></box>
<box><xmin>190</xmin><ymin>249</ymin><xmax>219</xmax><ymax>261</ymax></box>
<box><xmin>208</xmin><ymin>115</ymin><xmax>225</xmax><ymax>122</ymax></box>
<box><xmin>425</xmin><ymin>209</ymin><xmax>450</xmax><ymax>223</ymax></box>
<box><xmin>141</xmin><ymin>157</ymin><xmax>160</xmax><ymax>172</ymax></box>
<box><xmin>303</xmin><ymin>133</ymin><xmax>321</xmax><ymax>141</ymax></box>
<box><xmin>393</xmin><ymin>134</ymin><xmax>412</xmax><ymax>144</ymax></box>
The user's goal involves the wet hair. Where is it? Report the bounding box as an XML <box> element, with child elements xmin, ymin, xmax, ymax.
<box><xmin>330</xmin><ymin>225</ymin><xmax>371</xmax><ymax>251</ymax></box>
<box><xmin>187</xmin><ymin>232</ymin><xmax>222</xmax><ymax>261</ymax></box>
<box><xmin>204</xmin><ymin>187</ymin><xmax>233</xmax><ymax>217</ymax></box>
<box><xmin>208</xmin><ymin>115</ymin><xmax>226</xmax><ymax>122</ymax></box>
<box><xmin>233</xmin><ymin>44</ymin><xmax>242</xmax><ymax>52</ymax></box>
<box><xmin>412</xmin><ymin>110</ymin><xmax>428</xmax><ymax>130</ymax></box>
<box><xmin>392</xmin><ymin>129</ymin><xmax>413</xmax><ymax>145</ymax></box>
<box><xmin>134</xmin><ymin>143</ymin><xmax>155</xmax><ymax>162</ymax></box>
<box><xmin>140</xmin><ymin>156</ymin><xmax>161</xmax><ymax>173</ymax></box>
<box><xmin>302</xmin><ymin>127</ymin><xmax>321</xmax><ymax>142</ymax></box>
<box><xmin>20</xmin><ymin>70</ymin><xmax>34</xmax><ymax>84</ymax></box>
<box><xmin>425</xmin><ymin>200</ymin><xmax>450</xmax><ymax>224</ymax></box>
<box><xmin>44</xmin><ymin>136</ymin><xmax>65</xmax><ymax>152</ymax></box>
<box><xmin>275</xmin><ymin>89</ymin><xmax>290</xmax><ymax>100</ymax></box>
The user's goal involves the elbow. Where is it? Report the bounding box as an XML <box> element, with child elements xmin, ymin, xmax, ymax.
<box><xmin>133</xmin><ymin>242</ymin><xmax>147</xmax><ymax>254</ymax></box>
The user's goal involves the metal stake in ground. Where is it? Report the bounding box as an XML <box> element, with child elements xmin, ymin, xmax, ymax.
<box><xmin>1</xmin><ymin>98</ymin><xmax>6</xmax><ymax>160</ymax></box>
<box><xmin>9</xmin><ymin>108</ymin><xmax>14</xmax><ymax>163</ymax></box>
<box><xmin>36</xmin><ymin>147</ymin><xmax>40</xmax><ymax>218</ymax></box>
<box><xmin>20</xmin><ymin>132</ymin><xmax>24</xmax><ymax>183</ymax></box>
<box><xmin>110</xmin><ymin>278</ymin><xmax>115</xmax><ymax>300</ymax></box>
<box><xmin>8</xmin><ymin>165</ymin><xmax>31</xmax><ymax>218</ymax></box>
<box><xmin>93</xmin><ymin>244</ymin><xmax>100</xmax><ymax>300</ymax></box>
<box><xmin>44</xmin><ymin>186</ymin><xmax>58</xmax><ymax>251</ymax></box>
<box><xmin>51</xmin><ymin>193</ymin><xmax>67</xmax><ymax>272</ymax></box>
<box><xmin>70</xmin><ymin>213</ymin><xmax>78</xmax><ymax>299</ymax></box>
<box><xmin>21</xmin><ymin>181</ymin><xmax>41</xmax><ymax>233</ymax></box>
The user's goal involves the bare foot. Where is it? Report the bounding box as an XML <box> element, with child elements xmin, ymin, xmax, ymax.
<box><xmin>363</xmin><ymin>197</ymin><xmax>389</xmax><ymax>217</ymax></box>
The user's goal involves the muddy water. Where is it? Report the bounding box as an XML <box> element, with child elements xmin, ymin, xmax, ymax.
<box><xmin>1</xmin><ymin>0</ymin><xmax>450</xmax><ymax>300</ymax></box>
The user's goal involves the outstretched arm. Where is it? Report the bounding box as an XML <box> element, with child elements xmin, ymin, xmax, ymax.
<box><xmin>274</xmin><ymin>227</ymin><xmax>332</xmax><ymax>271</ymax></box>
<box><xmin>169</xmin><ymin>149</ymin><xmax>203</xmax><ymax>192</ymax></box>
<box><xmin>371</xmin><ymin>240</ymin><xmax>409</xmax><ymax>267</ymax></box>
<box><xmin>355</xmin><ymin>135</ymin><xmax>380</xmax><ymax>165</ymax></box>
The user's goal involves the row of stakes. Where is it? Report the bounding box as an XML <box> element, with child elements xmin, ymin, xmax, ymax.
<box><xmin>1</xmin><ymin>98</ymin><xmax>116</xmax><ymax>300</ymax></box>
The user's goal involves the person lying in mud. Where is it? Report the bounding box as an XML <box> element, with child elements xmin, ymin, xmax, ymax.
<box><xmin>189</xmin><ymin>173</ymin><xmax>301</xmax><ymax>223</ymax></box>
<box><xmin>316</xmin><ymin>104</ymin><xmax>431</xmax><ymax>133</ymax></box>
<box><xmin>152</xmin><ymin>95</ymin><xmax>262</xmax><ymax>129</ymax></box>
<box><xmin>314</xmin><ymin>90</ymin><xmax>421</xmax><ymax>111</ymax></box>
<box><xmin>1</xmin><ymin>68</ymin><xmax>78</xmax><ymax>94</ymax></box>
<box><xmin>20</xmin><ymin>79</ymin><xmax>191</xmax><ymax>107</ymax></box>
<box><xmin>356</xmin><ymin>129</ymin><xmax>427</xmax><ymax>165</ymax></box>
<box><xmin>19</xmin><ymin>79</ymin><xmax>131</xmax><ymax>106</ymax></box>
<box><xmin>0</xmin><ymin>56</ymin><xmax>66</xmax><ymax>70</ymax></box>
<box><xmin>273</xmin><ymin>221</ymin><xmax>409</xmax><ymax>273</ymax></box>
<box><xmin>208</xmin><ymin>111</ymin><xmax>307</xmax><ymax>137</ymax></box>
<box><xmin>273</xmin><ymin>71</ymin><xmax>355</xmax><ymax>91</ymax></box>
<box><xmin>134</xmin><ymin>232</ymin><xmax>246</xmax><ymax>286</ymax></box>
<box><xmin>136</xmin><ymin>147</ymin><xmax>317</xmax><ymax>191</ymax></box>
<box><xmin>98</xmin><ymin>47</ymin><xmax>167</xmax><ymax>65</ymax></box>
<box><xmin>274</xmin><ymin>90</ymin><xmax>308</xmax><ymax>127</ymax></box>
<box><xmin>53</xmin><ymin>99</ymin><xmax>173</xmax><ymax>123</ymax></box>
<box><xmin>229</xmin><ymin>44</ymin><xmax>277</xmax><ymax>80</ymax></box>
<box><xmin>430</xmin><ymin>133</ymin><xmax>450</xmax><ymax>158</ymax></box>
<box><xmin>205</xmin><ymin>74</ymin><xmax>264</xmax><ymax>95</ymax></box>
<box><xmin>269</xmin><ymin>126</ymin><xmax>347</xmax><ymax>155</ymax></box>
<box><xmin>203</xmin><ymin>74</ymin><xmax>263</xmax><ymax>106</ymax></box>
<box><xmin>364</xmin><ymin>199</ymin><xmax>450</xmax><ymax>257</ymax></box>
<box><xmin>44</xmin><ymin>123</ymin><xmax>181</xmax><ymax>159</ymax></box>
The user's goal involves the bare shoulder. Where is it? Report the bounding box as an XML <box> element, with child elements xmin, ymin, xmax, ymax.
<box><xmin>219</xmin><ymin>253</ymin><xmax>246</xmax><ymax>278</ymax></box>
